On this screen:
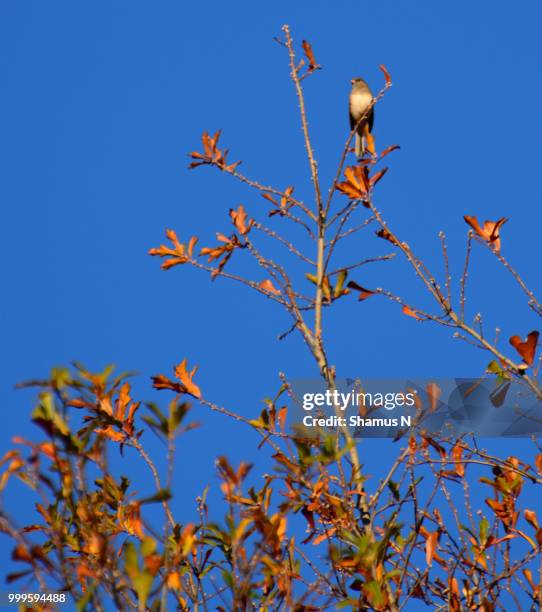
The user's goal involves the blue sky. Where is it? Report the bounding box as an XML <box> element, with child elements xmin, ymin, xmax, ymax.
<box><xmin>1</xmin><ymin>0</ymin><xmax>542</xmax><ymax>592</ymax></box>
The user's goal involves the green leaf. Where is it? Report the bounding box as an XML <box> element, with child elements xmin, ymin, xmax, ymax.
<box><xmin>487</xmin><ymin>360</ymin><xmax>511</xmax><ymax>382</ymax></box>
<box><xmin>133</xmin><ymin>570</ymin><xmax>153</xmax><ymax>607</ymax></box>
<box><xmin>363</xmin><ymin>580</ymin><xmax>385</xmax><ymax>606</ymax></box>
<box><xmin>272</xmin><ymin>383</ymin><xmax>288</xmax><ymax>404</ymax></box>
<box><xmin>334</xmin><ymin>269</ymin><xmax>348</xmax><ymax>297</ymax></box>
<box><xmin>479</xmin><ymin>517</ymin><xmax>489</xmax><ymax>544</ymax></box>
<box><xmin>387</xmin><ymin>480</ymin><xmax>400</xmax><ymax>501</ymax></box>
<box><xmin>200</xmin><ymin>485</ymin><xmax>209</xmax><ymax>508</ymax></box>
<box><xmin>139</xmin><ymin>488</ymin><xmax>172</xmax><ymax>505</ymax></box>
<box><xmin>76</xmin><ymin>583</ymin><xmax>96</xmax><ymax>612</ymax></box>
<box><xmin>140</xmin><ymin>537</ymin><xmax>157</xmax><ymax>557</ymax></box>
<box><xmin>99</xmin><ymin>364</ymin><xmax>116</xmax><ymax>383</ymax></box>
<box><xmin>336</xmin><ymin>599</ymin><xmax>358</xmax><ymax>609</ymax></box>
<box><xmin>124</xmin><ymin>541</ymin><xmax>139</xmax><ymax>579</ymax></box>
<box><xmin>32</xmin><ymin>392</ymin><xmax>70</xmax><ymax>437</ymax></box>
<box><xmin>221</xmin><ymin>569</ymin><xmax>234</xmax><ymax>590</ymax></box>
<box><xmin>51</xmin><ymin>367</ymin><xmax>71</xmax><ymax>390</ymax></box>
<box><xmin>168</xmin><ymin>400</ymin><xmax>191</xmax><ymax>432</ymax></box>
<box><xmin>145</xmin><ymin>402</ymin><xmax>168</xmax><ymax>422</ymax></box>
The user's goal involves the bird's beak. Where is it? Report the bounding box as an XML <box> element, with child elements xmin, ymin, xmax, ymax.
<box><xmin>350</xmin><ymin>79</ymin><xmax>355</xmax><ymax>85</ymax></box>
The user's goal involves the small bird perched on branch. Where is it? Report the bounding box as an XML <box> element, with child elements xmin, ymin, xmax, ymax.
<box><xmin>349</xmin><ymin>77</ymin><xmax>374</xmax><ymax>159</ymax></box>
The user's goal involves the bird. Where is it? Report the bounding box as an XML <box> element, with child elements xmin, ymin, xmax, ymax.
<box><xmin>349</xmin><ymin>77</ymin><xmax>374</xmax><ymax>159</ymax></box>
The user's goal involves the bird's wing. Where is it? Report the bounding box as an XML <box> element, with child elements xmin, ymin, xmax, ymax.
<box><xmin>349</xmin><ymin>102</ymin><xmax>356</xmax><ymax>131</ymax></box>
<box><xmin>368</xmin><ymin>107</ymin><xmax>374</xmax><ymax>133</ymax></box>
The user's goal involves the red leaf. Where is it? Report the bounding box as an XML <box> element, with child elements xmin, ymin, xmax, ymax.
<box><xmin>509</xmin><ymin>331</ymin><xmax>539</xmax><ymax>366</ymax></box>
<box><xmin>380</xmin><ymin>144</ymin><xmax>401</xmax><ymax>160</ymax></box>
<box><xmin>379</xmin><ymin>64</ymin><xmax>392</xmax><ymax>86</ymax></box>
<box><xmin>376</xmin><ymin>228</ymin><xmax>400</xmax><ymax>246</ymax></box>
<box><xmin>301</xmin><ymin>40</ymin><xmax>321</xmax><ymax>72</ymax></box>
<box><xmin>347</xmin><ymin>280</ymin><xmax>375</xmax><ymax>301</ymax></box>
<box><xmin>369</xmin><ymin>167</ymin><xmax>388</xmax><ymax>187</ymax></box>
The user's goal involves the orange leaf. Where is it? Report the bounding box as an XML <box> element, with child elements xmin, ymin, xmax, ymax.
<box><xmin>12</xmin><ymin>545</ymin><xmax>32</xmax><ymax>563</ymax></box>
<box><xmin>280</xmin><ymin>186</ymin><xmax>295</xmax><ymax>209</ymax></box>
<box><xmin>313</xmin><ymin>527</ymin><xmax>336</xmax><ymax>546</ymax></box>
<box><xmin>144</xmin><ymin>553</ymin><xmax>162</xmax><ymax>576</ymax></box>
<box><xmin>345</xmin><ymin>165</ymin><xmax>369</xmax><ymax>194</ymax></box>
<box><xmin>189</xmin><ymin>129</ymin><xmax>240</xmax><ymax>171</ymax></box>
<box><xmin>229</xmin><ymin>205</ymin><xmax>252</xmax><ymax>235</ymax></box>
<box><xmin>261</xmin><ymin>193</ymin><xmax>278</xmax><ymax>206</ymax></box>
<box><xmin>337</xmin><ymin>166</ymin><xmax>369</xmax><ymax>200</ymax></box>
<box><xmin>95</xmin><ymin>426</ymin><xmax>125</xmax><ymax>443</ymax></box>
<box><xmin>402</xmin><ymin>305</ymin><xmax>422</xmax><ymax>320</ymax></box>
<box><xmin>463</xmin><ymin>216</ymin><xmax>508</xmax><ymax>252</ymax></box>
<box><xmin>336</xmin><ymin>181</ymin><xmax>365</xmax><ymax>200</ymax></box>
<box><xmin>301</xmin><ymin>40</ymin><xmax>321</xmax><ymax>72</ymax></box>
<box><xmin>120</xmin><ymin>502</ymin><xmax>144</xmax><ymax>539</ymax></box>
<box><xmin>151</xmin><ymin>374</ymin><xmax>186</xmax><ymax>394</ymax></box>
<box><xmin>149</xmin><ymin>229</ymin><xmax>192</xmax><ymax>270</ymax></box>
<box><xmin>200</xmin><ymin>233</ymin><xmax>240</xmax><ymax>270</ymax></box>
<box><xmin>115</xmin><ymin>382</ymin><xmax>131</xmax><ymax>421</ymax></box>
<box><xmin>425</xmin><ymin>531</ymin><xmax>438</xmax><ymax>566</ymax></box>
<box><xmin>451</xmin><ymin>442</ymin><xmax>465</xmax><ymax>477</ymax></box>
<box><xmin>278</xmin><ymin>406</ymin><xmax>287</xmax><ymax>431</ymax></box>
<box><xmin>174</xmin><ymin>359</ymin><xmax>202</xmax><ymax>399</ymax></box>
<box><xmin>259</xmin><ymin>279</ymin><xmax>281</xmax><ymax>295</ymax></box>
<box><xmin>486</xmin><ymin>498</ymin><xmax>518</xmax><ymax>529</ymax></box>
<box><xmin>523</xmin><ymin>568</ymin><xmax>540</xmax><ymax>597</ymax></box>
<box><xmin>524</xmin><ymin>509</ymin><xmax>539</xmax><ymax>530</ymax></box>
<box><xmin>509</xmin><ymin>331</ymin><xmax>539</xmax><ymax>366</ymax></box>
<box><xmin>167</xmin><ymin>571</ymin><xmax>181</xmax><ymax>590</ymax></box>
<box><xmin>364</xmin><ymin>127</ymin><xmax>376</xmax><ymax>156</ymax></box>
<box><xmin>188</xmin><ymin>236</ymin><xmax>199</xmax><ymax>257</ymax></box>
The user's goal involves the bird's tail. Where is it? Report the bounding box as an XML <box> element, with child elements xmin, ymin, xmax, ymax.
<box><xmin>355</xmin><ymin>132</ymin><xmax>364</xmax><ymax>159</ymax></box>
